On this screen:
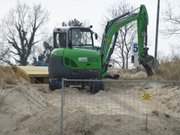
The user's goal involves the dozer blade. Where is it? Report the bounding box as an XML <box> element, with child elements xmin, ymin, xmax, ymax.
<box><xmin>141</xmin><ymin>55</ymin><xmax>159</xmax><ymax>76</ymax></box>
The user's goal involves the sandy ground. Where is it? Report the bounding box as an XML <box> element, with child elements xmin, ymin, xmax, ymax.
<box><xmin>0</xmin><ymin>81</ymin><xmax>180</xmax><ymax>135</ymax></box>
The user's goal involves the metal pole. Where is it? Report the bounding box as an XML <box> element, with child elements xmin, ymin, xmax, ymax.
<box><xmin>60</xmin><ymin>79</ymin><xmax>64</xmax><ymax>135</ymax></box>
<box><xmin>154</xmin><ymin>0</ymin><xmax>160</xmax><ymax>59</ymax></box>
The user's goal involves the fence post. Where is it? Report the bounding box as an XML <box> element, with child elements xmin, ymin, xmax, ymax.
<box><xmin>60</xmin><ymin>79</ymin><xmax>65</xmax><ymax>135</ymax></box>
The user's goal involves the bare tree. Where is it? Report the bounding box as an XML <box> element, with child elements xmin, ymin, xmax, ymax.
<box><xmin>0</xmin><ymin>48</ymin><xmax>12</xmax><ymax>65</ymax></box>
<box><xmin>107</xmin><ymin>2</ymin><xmax>136</xmax><ymax>69</ymax></box>
<box><xmin>1</xmin><ymin>2</ymin><xmax>48</xmax><ymax>65</ymax></box>
<box><xmin>164</xmin><ymin>4</ymin><xmax>180</xmax><ymax>35</ymax></box>
<box><xmin>62</xmin><ymin>18</ymin><xmax>83</xmax><ymax>26</ymax></box>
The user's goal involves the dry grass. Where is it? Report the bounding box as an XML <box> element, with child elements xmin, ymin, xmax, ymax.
<box><xmin>153</xmin><ymin>59</ymin><xmax>180</xmax><ymax>80</ymax></box>
<box><xmin>111</xmin><ymin>58</ymin><xmax>180</xmax><ymax>80</ymax></box>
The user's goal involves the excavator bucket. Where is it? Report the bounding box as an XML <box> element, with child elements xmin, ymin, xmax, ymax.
<box><xmin>141</xmin><ymin>55</ymin><xmax>159</xmax><ymax>76</ymax></box>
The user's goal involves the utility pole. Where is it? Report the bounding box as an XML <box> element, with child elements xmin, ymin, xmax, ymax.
<box><xmin>154</xmin><ymin>0</ymin><xmax>160</xmax><ymax>59</ymax></box>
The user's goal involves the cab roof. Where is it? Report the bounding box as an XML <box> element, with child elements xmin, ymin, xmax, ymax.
<box><xmin>53</xmin><ymin>26</ymin><xmax>92</xmax><ymax>33</ymax></box>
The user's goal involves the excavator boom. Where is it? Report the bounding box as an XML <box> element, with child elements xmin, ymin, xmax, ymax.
<box><xmin>101</xmin><ymin>5</ymin><xmax>158</xmax><ymax>76</ymax></box>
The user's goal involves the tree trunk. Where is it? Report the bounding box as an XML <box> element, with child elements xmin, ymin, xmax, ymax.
<box><xmin>122</xmin><ymin>53</ymin><xmax>125</xmax><ymax>69</ymax></box>
<box><xmin>125</xmin><ymin>53</ymin><xmax>129</xmax><ymax>69</ymax></box>
<box><xmin>19</xmin><ymin>56</ymin><xmax>28</xmax><ymax>65</ymax></box>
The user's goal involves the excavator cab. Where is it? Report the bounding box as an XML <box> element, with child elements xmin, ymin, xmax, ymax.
<box><xmin>49</xmin><ymin>27</ymin><xmax>103</xmax><ymax>92</ymax></box>
<box><xmin>53</xmin><ymin>27</ymin><xmax>95</xmax><ymax>49</ymax></box>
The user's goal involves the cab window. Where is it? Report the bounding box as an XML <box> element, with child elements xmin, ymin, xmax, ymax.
<box><xmin>55</xmin><ymin>32</ymin><xmax>66</xmax><ymax>48</ymax></box>
<box><xmin>69</xmin><ymin>28</ymin><xmax>94</xmax><ymax>48</ymax></box>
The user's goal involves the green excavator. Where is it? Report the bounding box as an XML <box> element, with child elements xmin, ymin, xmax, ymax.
<box><xmin>48</xmin><ymin>5</ymin><xmax>159</xmax><ymax>92</ymax></box>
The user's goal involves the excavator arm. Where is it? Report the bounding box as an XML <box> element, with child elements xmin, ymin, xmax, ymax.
<box><xmin>101</xmin><ymin>5</ymin><xmax>159</xmax><ymax>76</ymax></box>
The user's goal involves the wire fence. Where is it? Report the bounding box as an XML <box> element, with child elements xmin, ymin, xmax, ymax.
<box><xmin>60</xmin><ymin>79</ymin><xmax>180</xmax><ymax>135</ymax></box>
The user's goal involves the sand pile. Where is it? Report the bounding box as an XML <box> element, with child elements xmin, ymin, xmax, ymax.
<box><xmin>0</xmin><ymin>84</ymin><xmax>55</xmax><ymax>135</ymax></box>
<box><xmin>108</xmin><ymin>68</ymin><xmax>148</xmax><ymax>80</ymax></box>
<box><xmin>63</xmin><ymin>109</ymin><xmax>180</xmax><ymax>135</ymax></box>
<box><xmin>0</xmin><ymin>66</ymin><xmax>30</xmax><ymax>86</ymax></box>
<box><xmin>0</xmin><ymin>85</ymin><xmax>48</xmax><ymax>120</ymax></box>
<box><xmin>121</xmin><ymin>71</ymin><xmax>147</xmax><ymax>79</ymax></box>
<box><xmin>148</xmin><ymin>86</ymin><xmax>180</xmax><ymax>114</ymax></box>
<box><xmin>0</xmin><ymin>79</ymin><xmax>179</xmax><ymax>135</ymax></box>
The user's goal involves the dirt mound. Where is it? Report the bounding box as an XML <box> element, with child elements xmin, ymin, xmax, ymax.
<box><xmin>0</xmin><ymin>84</ymin><xmax>48</xmax><ymax>116</ymax></box>
<box><xmin>0</xmin><ymin>66</ymin><xmax>30</xmax><ymax>86</ymax></box>
<box><xmin>121</xmin><ymin>71</ymin><xmax>147</xmax><ymax>79</ymax></box>
<box><xmin>63</xmin><ymin>109</ymin><xmax>180</xmax><ymax>135</ymax></box>
<box><xmin>0</xmin><ymin>84</ymin><xmax>51</xmax><ymax>135</ymax></box>
<box><xmin>107</xmin><ymin>68</ymin><xmax>148</xmax><ymax>80</ymax></box>
<box><xmin>148</xmin><ymin>86</ymin><xmax>180</xmax><ymax>114</ymax></box>
<box><xmin>0</xmin><ymin>80</ymin><xmax>179</xmax><ymax>135</ymax></box>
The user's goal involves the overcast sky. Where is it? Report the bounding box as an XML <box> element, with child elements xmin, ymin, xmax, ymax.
<box><xmin>0</xmin><ymin>0</ymin><xmax>179</xmax><ymax>57</ymax></box>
